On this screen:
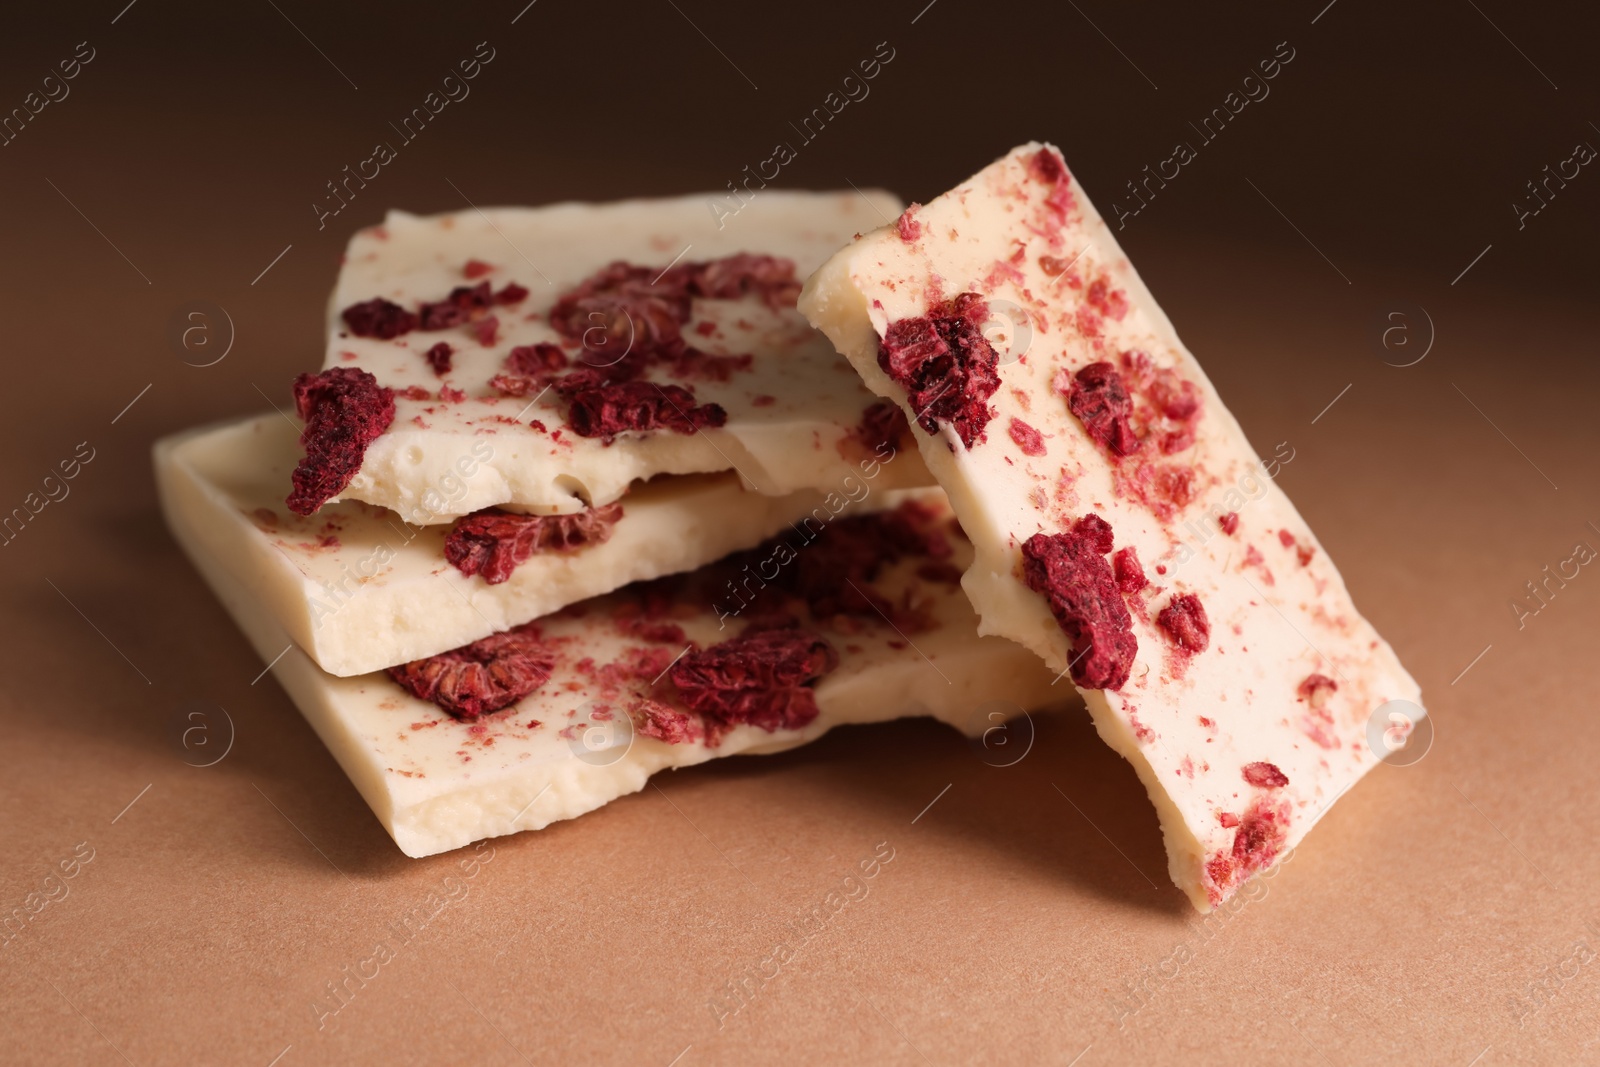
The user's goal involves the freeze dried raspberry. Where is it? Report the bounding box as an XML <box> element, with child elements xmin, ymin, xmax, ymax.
<box><xmin>550</xmin><ymin>262</ymin><xmax>691</xmax><ymax>352</ymax></box>
<box><xmin>1298</xmin><ymin>673</ymin><xmax>1338</xmax><ymax>708</ymax></box>
<box><xmin>878</xmin><ymin>292</ymin><xmax>1001</xmax><ymax>449</ymax></box>
<box><xmin>472</xmin><ymin>315</ymin><xmax>499</xmax><ymax>347</ymax></box>
<box><xmin>895</xmin><ymin>204</ymin><xmax>923</xmax><ymax>242</ymax></box>
<box><xmin>420</xmin><ymin>281</ymin><xmax>493</xmax><ymax>330</ymax></box>
<box><xmin>1157</xmin><ymin>593</ymin><xmax>1210</xmax><ymax>653</ymax></box>
<box><xmin>1030</xmin><ymin>146</ymin><xmax>1066</xmax><ymax>184</ymax></box>
<box><xmin>286</xmin><ymin>368</ymin><xmax>395</xmax><ymax>515</ymax></box>
<box><xmin>488</xmin><ymin>374</ymin><xmax>539</xmax><ymax>397</ymax></box>
<box><xmin>424</xmin><ymin>342</ymin><xmax>453</xmax><ymax>376</ymax></box>
<box><xmin>445</xmin><ymin>503</ymin><xmax>625</xmax><ymax>584</ymax></box>
<box><xmin>1219</xmin><ymin>512</ymin><xmax>1240</xmax><ymax>535</ymax></box>
<box><xmin>856</xmin><ymin>400</ymin><xmax>909</xmax><ymax>453</ymax></box>
<box><xmin>1008</xmin><ymin>417</ymin><xmax>1047</xmax><ymax>457</ymax></box>
<box><xmin>789</xmin><ymin>506</ymin><xmax>951</xmax><ymax>625</ymax></box>
<box><xmin>562</xmin><ymin>381</ymin><xmax>726</xmax><ymax>439</ymax></box>
<box><xmin>494</xmin><ymin>282</ymin><xmax>529</xmax><ymax>305</ymax></box>
<box><xmin>1204</xmin><ymin>797</ymin><xmax>1290</xmax><ymax>906</ymax></box>
<box><xmin>341</xmin><ymin>298</ymin><xmax>418</xmax><ymax>340</ymax></box>
<box><xmin>386</xmin><ymin>622</ymin><xmax>556</xmax><ymax>721</ymax></box>
<box><xmin>507</xmin><ymin>343</ymin><xmax>569</xmax><ymax>377</ymax></box>
<box><xmin>1112</xmin><ymin>546</ymin><xmax>1148</xmax><ymax>595</ymax></box>
<box><xmin>681</xmin><ymin>254</ymin><xmax>802</xmax><ymax>309</ymax></box>
<box><xmin>1067</xmin><ymin>361</ymin><xmax>1141</xmax><ymax>458</ymax></box>
<box><xmin>1086</xmin><ymin>279</ymin><xmax>1129</xmax><ymax>322</ymax></box>
<box><xmin>670</xmin><ymin>624</ymin><xmax>837</xmax><ymax>734</ymax></box>
<box><xmin>463</xmin><ymin>259</ymin><xmax>494</xmax><ymax>279</ymax></box>
<box><xmin>1242</xmin><ymin>762</ymin><xmax>1289</xmax><ymax>789</ymax></box>
<box><xmin>1020</xmin><ymin>514</ymin><xmax>1138</xmax><ymax>690</ymax></box>
<box><xmin>629</xmin><ymin>699</ymin><xmax>702</xmax><ymax>745</ymax></box>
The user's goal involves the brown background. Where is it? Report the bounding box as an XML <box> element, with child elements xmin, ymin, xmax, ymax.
<box><xmin>2</xmin><ymin>1</ymin><xmax>1598</xmax><ymax>1064</ymax></box>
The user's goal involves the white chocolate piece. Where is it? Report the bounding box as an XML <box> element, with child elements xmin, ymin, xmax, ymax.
<box><xmin>156</xmin><ymin>415</ymin><xmax>909</xmax><ymax>677</ymax></box>
<box><xmin>160</xmin><ymin>446</ymin><xmax>1061</xmax><ymax>858</ymax></box>
<box><xmin>801</xmin><ymin>142</ymin><xmax>1424</xmax><ymax>911</ymax></box>
<box><xmin>324</xmin><ymin>192</ymin><xmax>930</xmax><ymax>521</ymax></box>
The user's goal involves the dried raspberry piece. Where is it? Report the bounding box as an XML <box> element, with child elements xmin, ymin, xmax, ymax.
<box><xmin>1030</xmin><ymin>146</ymin><xmax>1066</xmax><ymax>184</ymax></box>
<box><xmin>286</xmin><ymin>368</ymin><xmax>395</xmax><ymax>516</ymax></box>
<box><xmin>488</xmin><ymin>374</ymin><xmax>539</xmax><ymax>397</ymax></box>
<box><xmin>895</xmin><ymin>204</ymin><xmax>924</xmax><ymax>242</ymax></box>
<box><xmin>878</xmin><ymin>292</ymin><xmax>1001</xmax><ymax>449</ymax></box>
<box><xmin>494</xmin><ymin>282</ymin><xmax>529</xmax><ymax>305</ymax></box>
<box><xmin>1067</xmin><ymin>361</ymin><xmax>1141</xmax><ymax>458</ymax></box>
<box><xmin>629</xmin><ymin>699</ymin><xmax>702</xmax><ymax>745</ymax></box>
<box><xmin>472</xmin><ymin>315</ymin><xmax>499</xmax><ymax>347</ymax></box>
<box><xmin>1020</xmin><ymin>514</ymin><xmax>1138</xmax><ymax>690</ymax></box>
<box><xmin>463</xmin><ymin>259</ymin><xmax>494</xmax><ymax>279</ymax></box>
<box><xmin>1204</xmin><ymin>797</ymin><xmax>1290</xmax><ymax>906</ymax></box>
<box><xmin>670</xmin><ymin>624</ymin><xmax>837</xmax><ymax>734</ymax></box>
<box><xmin>1298</xmin><ymin>673</ymin><xmax>1338</xmax><ymax>708</ymax></box>
<box><xmin>1241</xmin><ymin>762</ymin><xmax>1289</xmax><ymax>789</ymax></box>
<box><xmin>681</xmin><ymin>254</ymin><xmax>802</xmax><ymax>308</ymax></box>
<box><xmin>561</xmin><ymin>381</ymin><xmax>726</xmax><ymax>439</ymax></box>
<box><xmin>386</xmin><ymin>622</ymin><xmax>555</xmax><ymax>721</ymax></box>
<box><xmin>419</xmin><ymin>281</ymin><xmax>493</xmax><ymax>330</ymax></box>
<box><xmin>856</xmin><ymin>400</ymin><xmax>909</xmax><ymax>453</ymax></box>
<box><xmin>1157</xmin><ymin>593</ymin><xmax>1210</xmax><ymax>653</ymax></box>
<box><xmin>1150</xmin><ymin>370</ymin><xmax>1201</xmax><ymax>420</ymax></box>
<box><xmin>424</xmin><ymin>342</ymin><xmax>453</xmax><ymax>376</ymax></box>
<box><xmin>1008</xmin><ymin>417</ymin><xmax>1047</xmax><ymax>457</ymax></box>
<box><xmin>1112</xmin><ymin>546</ymin><xmax>1148</xmax><ymax>595</ymax></box>
<box><xmin>507</xmin><ymin>342</ymin><xmax>569</xmax><ymax>377</ymax></box>
<box><xmin>444</xmin><ymin>503</ymin><xmax>624</xmax><ymax>584</ymax></box>
<box><xmin>1218</xmin><ymin>812</ymin><xmax>1240</xmax><ymax>828</ymax></box>
<box><xmin>341</xmin><ymin>298</ymin><xmax>418</xmax><ymax>340</ymax></box>
<box><xmin>1219</xmin><ymin>512</ymin><xmax>1240</xmax><ymax>535</ymax></box>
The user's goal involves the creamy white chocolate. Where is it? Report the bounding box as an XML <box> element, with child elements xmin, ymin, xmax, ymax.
<box><xmin>801</xmin><ymin>142</ymin><xmax>1425</xmax><ymax>911</ymax></box>
<box><xmin>155</xmin><ymin>415</ymin><xmax>909</xmax><ymax>677</ymax></box>
<box><xmin>160</xmin><ymin>444</ymin><xmax>1062</xmax><ymax>858</ymax></box>
<box><xmin>321</xmin><ymin>192</ymin><xmax>930</xmax><ymax>521</ymax></box>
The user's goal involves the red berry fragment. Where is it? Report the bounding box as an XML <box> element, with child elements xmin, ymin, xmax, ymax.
<box><xmin>670</xmin><ymin>624</ymin><xmax>838</xmax><ymax>734</ymax></box>
<box><xmin>342</xmin><ymin>298</ymin><xmax>418</xmax><ymax>340</ymax></box>
<box><xmin>494</xmin><ymin>283</ymin><xmax>529</xmax><ymax>305</ymax></box>
<box><xmin>386</xmin><ymin>622</ymin><xmax>555</xmax><ymax>721</ymax></box>
<box><xmin>1020</xmin><ymin>514</ymin><xmax>1138</xmax><ymax>690</ymax></box>
<box><xmin>1241</xmin><ymin>761</ymin><xmax>1289</xmax><ymax>789</ymax></box>
<box><xmin>856</xmin><ymin>399</ymin><xmax>909</xmax><ymax>453</ymax></box>
<box><xmin>1030</xmin><ymin>146</ymin><xmax>1066</xmax><ymax>184</ymax></box>
<box><xmin>560</xmin><ymin>381</ymin><xmax>726</xmax><ymax>439</ymax></box>
<box><xmin>463</xmin><ymin>259</ymin><xmax>494</xmax><ymax>279</ymax></box>
<box><xmin>507</xmin><ymin>342</ymin><xmax>569</xmax><ymax>377</ymax></box>
<box><xmin>895</xmin><ymin>204</ymin><xmax>924</xmax><ymax>242</ymax></box>
<box><xmin>286</xmin><ymin>368</ymin><xmax>395</xmax><ymax>516</ymax></box>
<box><xmin>424</xmin><ymin>342</ymin><xmax>453</xmax><ymax>376</ymax></box>
<box><xmin>1157</xmin><ymin>593</ymin><xmax>1210</xmax><ymax>653</ymax></box>
<box><xmin>1008</xmin><ymin>417</ymin><xmax>1047</xmax><ymax>457</ymax></box>
<box><xmin>1219</xmin><ymin>512</ymin><xmax>1240</xmax><ymax>535</ymax></box>
<box><xmin>472</xmin><ymin>315</ymin><xmax>499</xmax><ymax>347</ymax></box>
<box><xmin>1112</xmin><ymin>546</ymin><xmax>1148</xmax><ymax>595</ymax></box>
<box><xmin>1298</xmin><ymin>673</ymin><xmax>1339</xmax><ymax>708</ymax></box>
<box><xmin>420</xmin><ymin>281</ymin><xmax>493</xmax><ymax>330</ymax></box>
<box><xmin>1204</xmin><ymin>797</ymin><xmax>1290</xmax><ymax>906</ymax></box>
<box><xmin>629</xmin><ymin>699</ymin><xmax>702</xmax><ymax>745</ymax></box>
<box><xmin>444</xmin><ymin>503</ymin><xmax>625</xmax><ymax>584</ymax></box>
<box><xmin>878</xmin><ymin>292</ymin><xmax>1001</xmax><ymax>449</ymax></box>
<box><xmin>1067</xmin><ymin>361</ymin><xmax>1141</xmax><ymax>458</ymax></box>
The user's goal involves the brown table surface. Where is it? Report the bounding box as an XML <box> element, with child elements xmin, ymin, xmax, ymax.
<box><xmin>4</xmin><ymin>2</ymin><xmax>1600</xmax><ymax>1063</ymax></box>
